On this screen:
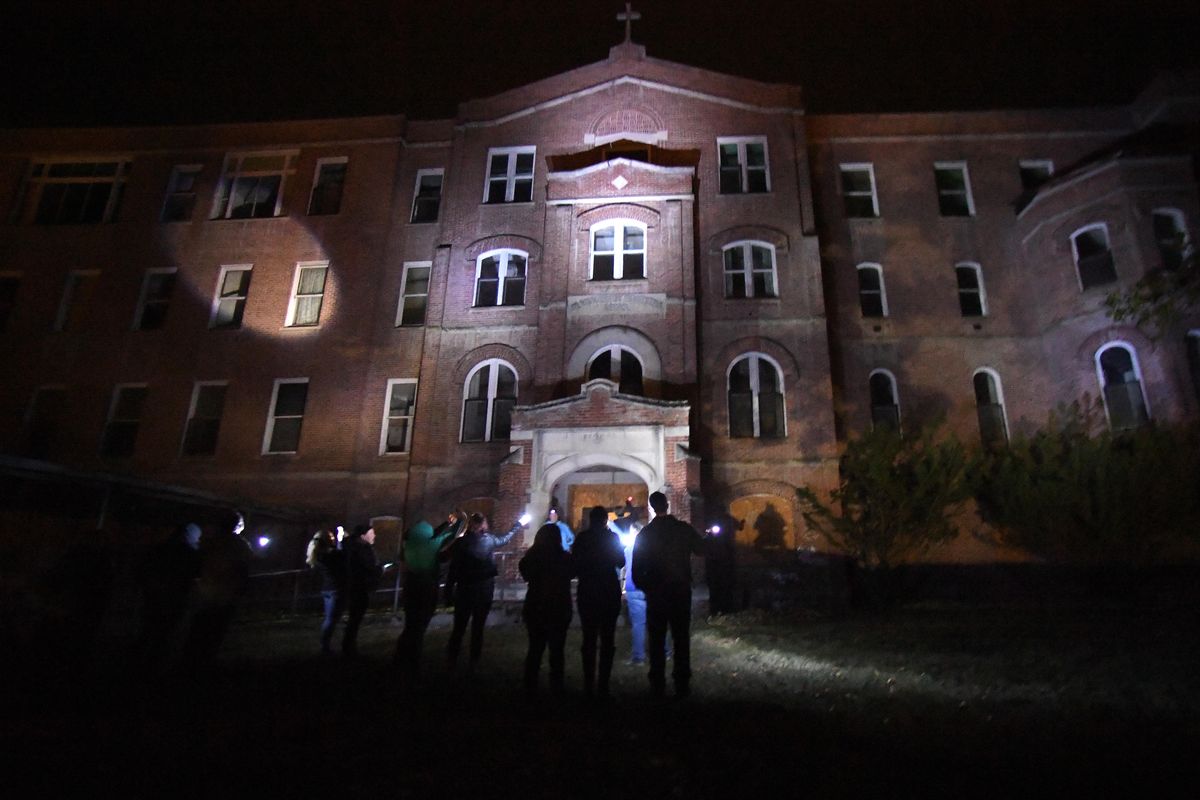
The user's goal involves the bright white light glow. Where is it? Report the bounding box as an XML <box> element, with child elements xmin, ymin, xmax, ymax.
<box><xmin>519</xmin><ymin>513</ymin><xmax>532</xmax><ymax>526</ymax></box>
<box><xmin>257</xmin><ymin>536</ymin><xmax>271</xmax><ymax>548</ymax></box>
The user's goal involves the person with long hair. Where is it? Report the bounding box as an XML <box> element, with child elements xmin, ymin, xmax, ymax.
<box><xmin>306</xmin><ymin>528</ymin><xmax>344</xmax><ymax>655</ymax></box>
<box><xmin>518</xmin><ymin>523</ymin><xmax>575</xmax><ymax>695</ymax></box>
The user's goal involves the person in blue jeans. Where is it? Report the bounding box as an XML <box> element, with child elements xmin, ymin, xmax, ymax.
<box><xmin>616</xmin><ymin>502</ymin><xmax>668</xmax><ymax>664</ymax></box>
<box><xmin>307</xmin><ymin>528</ymin><xmax>345</xmax><ymax>655</ymax></box>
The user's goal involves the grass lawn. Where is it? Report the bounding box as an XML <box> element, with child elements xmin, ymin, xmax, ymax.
<box><xmin>5</xmin><ymin>600</ymin><xmax>1197</xmax><ymax>796</ymax></box>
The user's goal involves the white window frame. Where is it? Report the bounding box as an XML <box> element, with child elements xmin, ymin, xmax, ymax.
<box><xmin>396</xmin><ymin>261</ymin><xmax>432</xmax><ymax>326</ymax></box>
<box><xmin>285</xmin><ymin>260</ymin><xmax>330</xmax><ymax>327</ymax></box>
<box><xmin>460</xmin><ymin>359</ymin><xmax>518</xmax><ymax>443</ymax></box>
<box><xmin>933</xmin><ymin>161</ymin><xmax>975</xmax><ymax>217</ymax></box>
<box><xmin>133</xmin><ymin>268</ymin><xmax>177</xmax><ymax>331</ymax></box>
<box><xmin>1070</xmin><ymin>222</ymin><xmax>1117</xmax><ymax>290</ymax></box>
<box><xmin>102</xmin><ymin>382</ymin><xmax>148</xmax><ymax>458</ymax></box>
<box><xmin>161</xmin><ymin>163</ymin><xmax>202</xmax><ymax>222</ymax></box>
<box><xmin>210</xmin><ymin>151</ymin><xmax>297</xmax><ymax>220</ymax></box>
<box><xmin>410</xmin><ymin>168</ymin><xmax>444</xmax><ymax>223</ymax></box>
<box><xmin>1151</xmin><ymin>208</ymin><xmax>1191</xmax><ymax>270</ymax></box>
<box><xmin>972</xmin><ymin>367</ymin><xmax>1010</xmax><ymax>446</ymax></box>
<box><xmin>716</xmin><ymin>136</ymin><xmax>770</xmax><ymax>194</ymax></box>
<box><xmin>868</xmin><ymin>368</ymin><xmax>901</xmax><ymax>429</ymax></box>
<box><xmin>53</xmin><ymin>269</ymin><xmax>100</xmax><ymax>332</ymax></box>
<box><xmin>482</xmin><ymin>146</ymin><xmax>535</xmax><ymax>204</ymax></box>
<box><xmin>1094</xmin><ymin>342</ymin><xmax>1152</xmax><ymax>429</ymax></box>
<box><xmin>589</xmin><ymin>220</ymin><xmax>647</xmax><ymax>281</ymax></box>
<box><xmin>473</xmin><ymin>249</ymin><xmax>527</xmax><ymax>307</ymax></box>
<box><xmin>263</xmin><ymin>378</ymin><xmax>309</xmax><ymax>454</ymax></box>
<box><xmin>856</xmin><ymin>263</ymin><xmax>888</xmax><ymax>318</ymax></box>
<box><xmin>838</xmin><ymin>162</ymin><xmax>879</xmax><ymax>218</ymax></box>
<box><xmin>586</xmin><ymin>345</ymin><xmax>646</xmax><ymax>394</ymax></box>
<box><xmin>209</xmin><ymin>264</ymin><xmax>253</xmax><ymax>329</ymax></box>
<box><xmin>181</xmin><ymin>380</ymin><xmax>229</xmax><ymax>457</ymax></box>
<box><xmin>379</xmin><ymin>378</ymin><xmax>419</xmax><ymax>455</ymax></box>
<box><xmin>1018</xmin><ymin>159</ymin><xmax>1054</xmax><ymax>191</ymax></box>
<box><xmin>722</xmin><ymin>241</ymin><xmax>778</xmax><ymax>298</ymax></box>
<box><xmin>307</xmin><ymin>156</ymin><xmax>348</xmax><ymax>215</ymax></box>
<box><xmin>15</xmin><ymin>159</ymin><xmax>131</xmax><ymax>225</ymax></box>
<box><xmin>726</xmin><ymin>353</ymin><xmax>787</xmax><ymax>438</ymax></box>
<box><xmin>955</xmin><ymin>261</ymin><xmax>988</xmax><ymax>317</ymax></box>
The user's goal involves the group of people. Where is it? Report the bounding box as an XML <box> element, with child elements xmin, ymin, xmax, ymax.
<box><xmin>305</xmin><ymin>523</ymin><xmax>385</xmax><ymax>657</ymax></box>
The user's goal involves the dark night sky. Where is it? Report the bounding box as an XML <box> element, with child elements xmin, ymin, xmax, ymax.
<box><xmin>3</xmin><ymin>0</ymin><xmax>1199</xmax><ymax>127</ymax></box>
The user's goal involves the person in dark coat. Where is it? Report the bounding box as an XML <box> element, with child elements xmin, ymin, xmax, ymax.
<box><xmin>138</xmin><ymin>523</ymin><xmax>202</xmax><ymax>667</ymax></box>
<box><xmin>182</xmin><ymin>510</ymin><xmax>252</xmax><ymax>666</ymax></box>
<box><xmin>573</xmin><ymin>505</ymin><xmax>626</xmax><ymax>698</ymax></box>
<box><xmin>444</xmin><ymin>512</ymin><xmax>525</xmax><ymax>669</ymax></box>
<box><xmin>342</xmin><ymin>524</ymin><xmax>381</xmax><ymax>657</ymax></box>
<box><xmin>632</xmin><ymin>492</ymin><xmax>705</xmax><ymax>698</ymax></box>
<box><xmin>394</xmin><ymin>514</ymin><xmax>460</xmax><ymax>675</ymax></box>
<box><xmin>518</xmin><ymin>523</ymin><xmax>575</xmax><ymax>694</ymax></box>
<box><xmin>306</xmin><ymin>528</ymin><xmax>344</xmax><ymax>655</ymax></box>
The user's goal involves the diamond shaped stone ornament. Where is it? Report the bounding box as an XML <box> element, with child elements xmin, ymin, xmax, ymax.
<box><xmin>612</xmin><ymin>175</ymin><xmax>629</xmax><ymax>190</ymax></box>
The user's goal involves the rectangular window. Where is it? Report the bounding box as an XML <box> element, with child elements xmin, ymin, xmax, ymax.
<box><xmin>0</xmin><ymin>274</ymin><xmax>19</xmax><ymax>331</ymax></box>
<box><xmin>101</xmin><ymin>384</ymin><xmax>148</xmax><ymax>458</ymax></box>
<box><xmin>210</xmin><ymin>265</ymin><xmax>253</xmax><ymax>329</ymax></box>
<box><xmin>23</xmin><ymin>385</ymin><xmax>66</xmax><ymax>459</ymax></box>
<box><xmin>182</xmin><ymin>382</ymin><xmax>228</xmax><ymax>456</ymax></box>
<box><xmin>53</xmin><ymin>269</ymin><xmax>101</xmax><ymax>332</ymax></box>
<box><xmin>211</xmin><ymin>152</ymin><xmax>296</xmax><ymax>219</ymax></box>
<box><xmin>934</xmin><ymin>162</ymin><xmax>974</xmax><ymax>217</ymax></box>
<box><xmin>955</xmin><ymin>263</ymin><xmax>987</xmax><ymax>317</ymax></box>
<box><xmin>857</xmin><ymin>265</ymin><xmax>887</xmax><ymax>318</ymax></box>
<box><xmin>717</xmin><ymin>137</ymin><xmax>769</xmax><ymax>194</ymax></box>
<box><xmin>396</xmin><ymin>262</ymin><xmax>431</xmax><ymax>326</ymax></box>
<box><xmin>15</xmin><ymin>160</ymin><xmax>130</xmax><ymax>224</ymax></box>
<box><xmin>380</xmin><ymin>379</ymin><xmax>418</xmax><ymax>454</ymax></box>
<box><xmin>839</xmin><ymin>163</ymin><xmax>879</xmax><ymax>218</ymax></box>
<box><xmin>484</xmin><ymin>147</ymin><xmax>535</xmax><ymax>204</ymax></box>
<box><xmin>134</xmin><ymin>269</ymin><xmax>177</xmax><ymax>331</ymax></box>
<box><xmin>410</xmin><ymin>169</ymin><xmax>443</xmax><ymax>223</ymax></box>
<box><xmin>1073</xmin><ymin>226</ymin><xmax>1118</xmax><ymax>289</ymax></box>
<box><xmin>1018</xmin><ymin>159</ymin><xmax>1054</xmax><ymax>192</ymax></box>
<box><xmin>161</xmin><ymin>164</ymin><xmax>202</xmax><ymax>222</ymax></box>
<box><xmin>263</xmin><ymin>379</ymin><xmax>308</xmax><ymax>454</ymax></box>
<box><xmin>307</xmin><ymin>157</ymin><xmax>347</xmax><ymax>215</ymax></box>
<box><xmin>286</xmin><ymin>261</ymin><xmax>328</xmax><ymax>327</ymax></box>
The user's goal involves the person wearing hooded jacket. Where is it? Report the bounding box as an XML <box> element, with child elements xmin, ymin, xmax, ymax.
<box><xmin>573</xmin><ymin>505</ymin><xmax>626</xmax><ymax>698</ymax></box>
<box><xmin>518</xmin><ymin>523</ymin><xmax>575</xmax><ymax>694</ymax></box>
<box><xmin>394</xmin><ymin>514</ymin><xmax>460</xmax><ymax>675</ymax></box>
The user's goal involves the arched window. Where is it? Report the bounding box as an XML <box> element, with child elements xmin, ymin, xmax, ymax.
<box><xmin>1152</xmin><ymin>209</ymin><xmax>1190</xmax><ymax>272</ymax></box>
<box><xmin>590</xmin><ymin>221</ymin><xmax>646</xmax><ymax>280</ymax></box>
<box><xmin>972</xmin><ymin>369</ymin><xmax>1009</xmax><ymax>448</ymax></box>
<box><xmin>955</xmin><ymin>262</ymin><xmax>987</xmax><ymax>317</ymax></box>
<box><xmin>856</xmin><ymin>263</ymin><xmax>887</xmax><ymax>318</ymax></box>
<box><xmin>474</xmin><ymin>250</ymin><xmax>526</xmax><ymax>307</ymax></box>
<box><xmin>868</xmin><ymin>370</ymin><xmax>900</xmax><ymax>430</ymax></box>
<box><xmin>461</xmin><ymin>360</ymin><xmax>517</xmax><ymax>442</ymax></box>
<box><xmin>727</xmin><ymin>354</ymin><xmax>785</xmax><ymax>439</ymax></box>
<box><xmin>722</xmin><ymin>241</ymin><xmax>778</xmax><ymax>298</ymax></box>
<box><xmin>1095</xmin><ymin>343</ymin><xmax>1150</xmax><ymax>431</ymax></box>
<box><xmin>587</xmin><ymin>345</ymin><xmax>644</xmax><ymax>395</ymax></box>
<box><xmin>1071</xmin><ymin>223</ymin><xmax>1117</xmax><ymax>289</ymax></box>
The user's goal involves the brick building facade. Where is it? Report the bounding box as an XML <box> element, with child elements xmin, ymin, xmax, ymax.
<box><xmin>1</xmin><ymin>41</ymin><xmax>1197</xmax><ymax>562</ymax></box>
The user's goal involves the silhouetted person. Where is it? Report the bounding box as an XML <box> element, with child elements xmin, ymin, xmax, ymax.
<box><xmin>753</xmin><ymin>503</ymin><xmax>787</xmax><ymax>550</ymax></box>
<box><xmin>632</xmin><ymin>491</ymin><xmax>704</xmax><ymax>698</ymax></box>
<box><xmin>182</xmin><ymin>510</ymin><xmax>251</xmax><ymax>666</ymax></box>
<box><xmin>518</xmin><ymin>523</ymin><xmax>575</xmax><ymax>694</ymax></box>
<box><xmin>306</xmin><ymin>528</ymin><xmax>344</xmax><ymax>655</ymax></box>
<box><xmin>394</xmin><ymin>514</ymin><xmax>459</xmax><ymax>675</ymax></box>
<box><xmin>445</xmin><ymin>512</ymin><xmax>526</xmax><ymax>669</ymax></box>
<box><xmin>545</xmin><ymin>504</ymin><xmax>574</xmax><ymax>552</ymax></box>
<box><xmin>705</xmin><ymin>508</ymin><xmax>741</xmax><ymax>615</ymax></box>
<box><xmin>138</xmin><ymin>523</ymin><xmax>202</xmax><ymax>667</ymax></box>
<box><xmin>342</xmin><ymin>524</ymin><xmax>381</xmax><ymax>658</ymax></box>
<box><xmin>574</xmin><ymin>505</ymin><xmax>625</xmax><ymax>698</ymax></box>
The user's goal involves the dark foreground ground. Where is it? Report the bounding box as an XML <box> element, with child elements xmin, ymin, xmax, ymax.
<box><xmin>4</xmin><ymin>601</ymin><xmax>1198</xmax><ymax>797</ymax></box>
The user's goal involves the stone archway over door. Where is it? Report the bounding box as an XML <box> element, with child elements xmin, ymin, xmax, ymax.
<box><xmin>496</xmin><ymin>380</ymin><xmax>700</xmax><ymax>533</ymax></box>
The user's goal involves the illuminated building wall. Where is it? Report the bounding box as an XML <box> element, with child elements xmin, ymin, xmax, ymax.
<box><xmin>0</xmin><ymin>46</ymin><xmax>1195</xmax><ymax>560</ymax></box>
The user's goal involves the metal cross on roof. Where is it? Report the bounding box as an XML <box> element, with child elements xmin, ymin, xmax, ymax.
<box><xmin>617</xmin><ymin>3</ymin><xmax>641</xmax><ymax>44</ymax></box>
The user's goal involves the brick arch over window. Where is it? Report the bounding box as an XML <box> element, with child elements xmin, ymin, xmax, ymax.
<box><xmin>451</xmin><ymin>343</ymin><xmax>533</xmax><ymax>391</ymax></box>
<box><xmin>464</xmin><ymin>234</ymin><xmax>543</xmax><ymax>263</ymax></box>
<box><xmin>576</xmin><ymin>202</ymin><xmax>660</xmax><ymax>230</ymax></box>
<box><xmin>706</xmin><ymin>225</ymin><xmax>790</xmax><ymax>255</ymax></box>
<box><xmin>587</xmin><ymin>106</ymin><xmax>666</xmax><ymax>145</ymax></box>
<box><xmin>566</xmin><ymin>326</ymin><xmax>662</xmax><ymax>382</ymax></box>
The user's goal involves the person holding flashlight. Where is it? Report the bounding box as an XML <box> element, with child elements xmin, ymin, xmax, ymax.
<box><xmin>445</xmin><ymin>511</ymin><xmax>529</xmax><ymax>669</ymax></box>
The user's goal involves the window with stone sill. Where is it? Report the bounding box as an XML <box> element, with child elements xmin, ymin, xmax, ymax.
<box><xmin>484</xmin><ymin>147</ymin><xmax>535</xmax><ymax>204</ymax></box>
<box><xmin>590</xmin><ymin>221</ymin><xmax>645</xmax><ymax>281</ymax></box>
<box><xmin>717</xmin><ymin>137</ymin><xmax>769</xmax><ymax>194</ymax></box>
